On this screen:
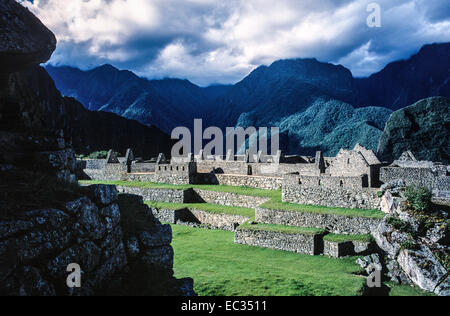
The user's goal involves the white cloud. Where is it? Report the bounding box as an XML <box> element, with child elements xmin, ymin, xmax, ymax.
<box><xmin>21</xmin><ymin>0</ymin><xmax>450</xmax><ymax>86</ymax></box>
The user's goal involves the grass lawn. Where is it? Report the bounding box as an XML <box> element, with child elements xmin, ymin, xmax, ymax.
<box><xmin>145</xmin><ymin>201</ymin><xmax>255</xmax><ymax>218</ymax></box>
<box><xmin>171</xmin><ymin>224</ymin><xmax>366</xmax><ymax>296</ymax></box>
<box><xmin>323</xmin><ymin>234</ymin><xmax>374</xmax><ymax>243</ymax></box>
<box><xmin>261</xmin><ymin>196</ymin><xmax>385</xmax><ymax>219</ymax></box>
<box><xmin>387</xmin><ymin>283</ymin><xmax>436</xmax><ymax>296</ymax></box>
<box><xmin>171</xmin><ymin>224</ymin><xmax>432</xmax><ymax>296</ymax></box>
<box><xmin>79</xmin><ymin>180</ymin><xmax>280</xmax><ymax>198</ymax></box>
<box><xmin>238</xmin><ymin>222</ymin><xmax>326</xmax><ymax>235</ymax></box>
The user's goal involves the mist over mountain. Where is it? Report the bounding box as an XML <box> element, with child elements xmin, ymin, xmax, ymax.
<box><xmin>46</xmin><ymin>43</ymin><xmax>450</xmax><ymax>156</ymax></box>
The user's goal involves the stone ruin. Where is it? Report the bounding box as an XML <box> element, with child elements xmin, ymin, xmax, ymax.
<box><xmin>78</xmin><ymin>145</ymin><xmax>450</xmax><ymax>210</ymax></box>
<box><xmin>76</xmin><ymin>147</ymin><xmax>450</xmax><ymax>297</ymax></box>
<box><xmin>380</xmin><ymin>150</ymin><xmax>450</xmax><ymax>200</ymax></box>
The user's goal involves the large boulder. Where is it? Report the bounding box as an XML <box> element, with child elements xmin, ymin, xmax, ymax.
<box><xmin>0</xmin><ymin>0</ymin><xmax>56</xmax><ymax>73</ymax></box>
<box><xmin>397</xmin><ymin>246</ymin><xmax>449</xmax><ymax>296</ymax></box>
<box><xmin>372</xmin><ymin>190</ymin><xmax>450</xmax><ymax>296</ymax></box>
<box><xmin>377</xmin><ymin>97</ymin><xmax>450</xmax><ymax>164</ymax></box>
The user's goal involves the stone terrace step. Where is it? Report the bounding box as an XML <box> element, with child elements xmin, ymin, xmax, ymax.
<box><xmin>146</xmin><ymin>202</ymin><xmax>253</xmax><ymax>231</ymax></box>
<box><xmin>193</xmin><ymin>189</ymin><xmax>269</xmax><ymax>208</ymax></box>
<box><xmin>255</xmin><ymin>207</ymin><xmax>382</xmax><ymax>235</ymax></box>
<box><xmin>323</xmin><ymin>234</ymin><xmax>375</xmax><ymax>258</ymax></box>
<box><xmin>116</xmin><ymin>186</ymin><xmax>189</xmax><ymax>203</ymax></box>
<box><xmin>117</xmin><ymin>185</ymin><xmax>270</xmax><ymax>208</ymax></box>
<box><xmin>234</xmin><ymin>223</ymin><xmax>327</xmax><ymax>255</ymax></box>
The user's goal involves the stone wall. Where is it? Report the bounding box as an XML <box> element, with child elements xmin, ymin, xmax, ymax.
<box><xmin>151</xmin><ymin>208</ymin><xmax>189</xmax><ymax>224</ymax></box>
<box><xmin>255</xmin><ymin>208</ymin><xmax>381</xmax><ymax>234</ymax></box>
<box><xmin>196</xmin><ymin>173</ymin><xmax>282</xmax><ymax>190</ymax></box>
<box><xmin>323</xmin><ymin>241</ymin><xmax>355</xmax><ymax>258</ymax></box>
<box><xmin>153</xmin><ymin>162</ymin><xmax>197</xmax><ymax>185</ymax></box>
<box><xmin>275</xmin><ymin>163</ymin><xmax>321</xmax><ymax>176</ymax></box>
<box><xmin>282</xmin><ymin>182</ymin><xmax>381</xmax><ymax>210</ymax></box>
<box><xmin>104</xmin><ymin>163</ymin><xmax>127</xmax><ymax>181</ymax></box>
<box><xmin>151</xmin><ymin>207</ymin><xmax>250</xmax><ymax>231</ymax></box>
<box><xmin>234</xmin><ymin>228</ymin><xmax>325</xmax><ymax>255</ymax></box>
<box><xmin>380</xmin><ymin>166</ymin><xmax>450</xmax><ymax>192</ymax></box>
<box><xmin>328</xmin><ymin>149</ymin><xmax>370</xmax><ymax>177</ymax></box>
<box><xmin>84</xmin><ymin>159</ymin><xmax>106</xmax><ymax>170</ymax></box>
<box><xmin>116</xmin><ymin>186</ymin><xmax>189</xmax><ymax>203</ymax></box>
<box><xmin>196</xmin><ymin>160</ymin><xmax>248</xmax><ymax>175</ymax></box>
<box><xmin>125</xmin><ymin>173</ymin><xmax>157</xmax><ymax>182</ymax></box>
<box><xmin>130</xmin><ymin>163</ymin><xmax>156</xmax><ymax>173</ymax></box>
<box><xmin>0</xmin><ymin>185</ymin><xmax>194</xmax><ymax>296</ymax></box>
<box><xmin>215</xmin><ymin>174</ymin><xmax>282</xmax><ymax>190</ymax></box>
<box><xmin>323</xmin><ymin>240</ymin><xmax>374</xmax><ymax>258</ymax></box>
<box><xmin>193</xmin><ymin>189</ymin><xmax>269</xmax><ymax>208</ymax></box>
<box><xmin>284</xmin><ymin>173</ymin><xmax>368</xmax><ymax>190</ymax></box>
<box><xmin>195</xmin><ymin>160</ymin><xmax>321</xmax><ymax>178</ymax></box>
<box><xmin>187</xmin><ymin>209</ymin><xmax>249</xmax><ymax>231</ymax></box>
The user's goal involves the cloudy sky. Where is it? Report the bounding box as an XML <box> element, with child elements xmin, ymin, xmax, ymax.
<box><xmin>22</xmin><ymin>0</ymin><xmax>450</xmax><ymax>86</ymax></box>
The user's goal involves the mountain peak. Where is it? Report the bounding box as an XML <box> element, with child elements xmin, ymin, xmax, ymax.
<box><xmin>417</xmin><ymin>42</ymin><xmax>450</xmax><ymax>55</ymax></box>
<box><xmin>94</xmin><ymin>64</ymin><xmax>119</xmax><ymax>72</ymax></box>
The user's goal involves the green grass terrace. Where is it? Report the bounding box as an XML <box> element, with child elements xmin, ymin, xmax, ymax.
<box><xmin>171</xmin><ymin>224</ymin><xmax>432</xmax><ymax>296</ymax></box>
<box><xmin>145</xmin><ymin>201</ymin><xmax>255</xmax><ymax>218</ymax></box>
<box><xmin>261</xmin><ymin>197</ymin><xmax>385</xmax><ymax>219</ymax></box>
<box><xmin>80</xmin><ymin>180</ymin><xmax>385</xmax><ymax>219</ymax></box>
<box><xmin>238</xmin><ymin>222</ymin><xmax>327</xmax><ymax>235</ymax></box>
<box><xmin>323</xmin><ymin>234</ymin><xmax>374</xmax><ymax>243</ymax></box>
<box><xmin>79</xmin><ymin>180</ymin><xmax>280</xmax><ymax>199</ymax></box>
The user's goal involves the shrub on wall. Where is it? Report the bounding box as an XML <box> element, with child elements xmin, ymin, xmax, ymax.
<box><xmin>402</xmin><ymin>185</ymin><xmax>432</xmax><ymax>213</ymax></box>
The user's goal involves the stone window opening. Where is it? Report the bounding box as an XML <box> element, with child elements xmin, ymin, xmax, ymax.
<box><xmin>298</xmin><ymin>179</ymin><xmax>302</xmax><ymax>185</ymax></box>
<box><xmin>318</xmin><ymin>179</ymin><xmax>321</xmax><ymax>186</ymax></box>
<box><xmin>340</xmin><ymin>180</ymin><xmax>344</xmax><ymax>187</ymax></box>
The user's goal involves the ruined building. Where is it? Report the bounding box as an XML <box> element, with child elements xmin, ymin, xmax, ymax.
<box><xmin>77</xmin><ymin>143</ymin><xmax>449</xmax><ymax>210</ymax></box>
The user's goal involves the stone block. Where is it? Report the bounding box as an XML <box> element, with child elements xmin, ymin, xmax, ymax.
<box><xmin>88</xmin><ymin>184</ymin><xmax>119</xmax><ymax>206</ymax></box>
<box><xmin>234</xmin><ymin>228</ymin><xmax>325</xmax><ymax>255</ymax></box>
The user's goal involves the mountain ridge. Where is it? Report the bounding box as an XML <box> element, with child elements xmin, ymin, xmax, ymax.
<box><xmin>46</xmin><ymin>42</ymin><xmax>450</xmax><ymax>156</ymax></box>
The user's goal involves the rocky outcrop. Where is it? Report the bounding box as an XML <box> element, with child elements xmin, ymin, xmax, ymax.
<box><xmin>0</xmin><ymin>0</ymin><xmax>56</xmax><ymax>73</ymax></box>
<box><xmin>377</xmin><ymin>97</ymin><xmax>450</xmax><ymax>164</ymax></box>
<box><xmin>372</xmin><ymin>190</ymin><xmax>449</xmax><ymax>296</ymax></box>
<box><xmin>1</xmin><ymin>185</ymin><xmax>194</xmax><ymax>296</ymax></box>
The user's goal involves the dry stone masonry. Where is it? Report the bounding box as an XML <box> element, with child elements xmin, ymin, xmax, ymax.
<box><xmin>255</xmin><ymin>208</ymin><xmax>381</xmax><ymax>235</ymax></box>
<box><xmin>78</xmin><ymin>145</ymin><xmax>449</xmax><ymax>213</ymax></box>
<box><xmin>235</xmin><ymin>226</ymin><xmax>326</xmax><ymax>255</ymax></box>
